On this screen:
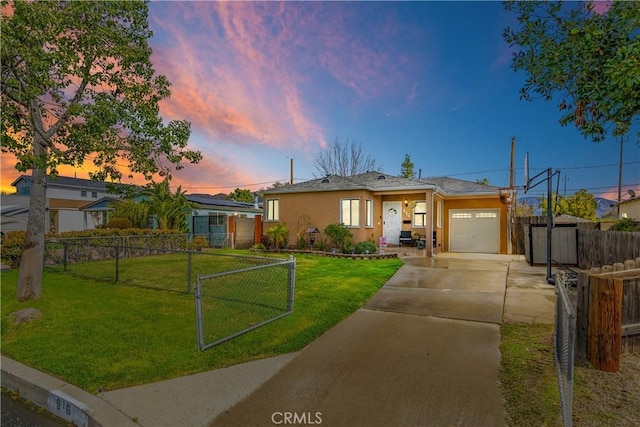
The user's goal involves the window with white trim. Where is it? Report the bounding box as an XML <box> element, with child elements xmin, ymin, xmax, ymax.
<box><xmin>341</xmin><ymin>199</ymin><xmax>360</xmax><ymax>227</ymax></box>
<box><xmin>437</xmin><ymin>200</ymin><xmax>442</xmax><ymax>228</ymax></box>
<box><xmin>413</xmin><ymin>201</ymin><xmax>427</xmax><ymax>227</ymax></box>
<box><xmin>365</xmin><ymin>199</ymin><xmax>373</xmax><ymax>227</ymax></box>
<box><xmin>266</xmin><ymin>199</ymin><xmax>279</xmax><ymax>221</ymax></box>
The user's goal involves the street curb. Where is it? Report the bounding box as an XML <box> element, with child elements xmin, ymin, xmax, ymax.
<box><xmin>1</xmin><ymin>355</ymin><xmax>137</xmax><ymax>427</ymax></box>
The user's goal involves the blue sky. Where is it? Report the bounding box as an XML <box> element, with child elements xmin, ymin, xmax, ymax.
<box><xmin>4</xmin><ymin>1</ymin><xmax>638</xmax><ymax>200</ymax></box>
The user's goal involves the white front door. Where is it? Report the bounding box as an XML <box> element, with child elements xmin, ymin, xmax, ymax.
<box><xmin>383</xmin><ymin>202</ymin><xmax>403</xmax><ymax>246</ymax></box>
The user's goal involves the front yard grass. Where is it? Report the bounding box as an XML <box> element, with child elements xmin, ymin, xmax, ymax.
<box><xmin>1</xmin><ymin>253</ymin><xmax>403</xmax><ymax>394</ymax></box>
<box><xmin>499</xmin><ymin>323</ymin><xmax>562</xmax><ymax>426</ymax></box>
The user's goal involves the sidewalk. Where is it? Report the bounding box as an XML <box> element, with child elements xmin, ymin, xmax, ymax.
<box><xmin>1</xmin><ymin>253</ymin><xmax>555</xmax><ymax>427</ymax></box>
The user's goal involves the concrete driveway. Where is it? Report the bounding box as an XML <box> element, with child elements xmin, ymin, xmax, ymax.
<box><xmin>209</xmin><ymin>254</ymin><xmax>545</xmax><ymax>427</ymax></box>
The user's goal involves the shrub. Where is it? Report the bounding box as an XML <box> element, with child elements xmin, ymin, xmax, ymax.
<box><xmin>355</xmin><ymin>241</ymin><xmax>377</xmax><ymax>254</ymax></box>
<box><xmin>250</xmin><ymin>243</ymin><xmax>266</xmax><ymax>251</ymax></box>
<box><xmin>187</xmin><ymin>236</ymin><xmax>209</xmax><ymax>251</ymax></box>
<box><xmin>0</xmin><ymin>231</ymin><xmax>26</xmax><ymax>268</ymax></box>
<box><xmin>266</xmin><ymin>223</ymin><xmax>289</xmax><ymax>249</ymax></box>
<box><xmin>324</xmin><ymin>223</ymin><xmax>353</xmax><ymax>253</ymax></box>
<box><xmin>107</xmin><ymin>217</ymin><xmax>133</xmax><ymax>229</ymax></box>
<box><xmin>610</xmin><ymin>217</ymin><xmax>640</xmax><ymax>232</ymax></box>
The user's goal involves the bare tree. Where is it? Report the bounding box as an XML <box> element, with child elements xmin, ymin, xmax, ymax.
<box><xmin>314</xmin><ymin>137</ymin><xmax>380</xmax><ymax>177</ymax></box>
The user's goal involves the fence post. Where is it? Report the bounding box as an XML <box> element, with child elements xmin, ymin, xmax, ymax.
<box><xmin>287</xmin><ymin>256</ymin><xmax>296</xmax><ymax>311</ymax></box>
<box><xmin>63</xmin><ymin>242</ymin><xmax>68</xmax><ymax>272</ymax></box>
<box><xmin>194</xmin><ymin>276</ymin><xmax>204</xmax><ymax>350</ymax></box>
<box><xmin>115</xmin><ymin>245</ymin><xmax>120</xmax><ymax>283</ymax></box>
<box><xmin>187</xmin><ymin>252</ymin><xmax>192</xmax><ymax>293</ymax></box>
<box><xmin>588</xmin><ymin>274</ymin><xmax>623</xmax><ymax>372</ymax></box>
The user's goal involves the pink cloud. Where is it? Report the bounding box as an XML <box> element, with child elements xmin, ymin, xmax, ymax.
<box><xmin>150</xmin><ymin>2</ymin><xmax>326</xmax><ymax>153</ymax></box>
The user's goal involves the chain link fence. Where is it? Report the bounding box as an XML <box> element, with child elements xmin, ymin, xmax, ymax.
<box><xmin>195</xmin><ymin>256</ymin><xmax>295</xmax><ymax>350</ymax></box>
<box><xmin>554</xmin><ymin>271</ymin><xmax>577</xmax><ymax>427</ymax></box>
<box><xmin>44</xmin><ymin>236</ymin><xmax>283</xmax><ymax>294</ymax></box>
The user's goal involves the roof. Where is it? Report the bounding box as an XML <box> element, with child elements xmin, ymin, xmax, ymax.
<box><xmin>11</xmin><ymin>174</ymin><xmax>138</xmax><ymax>194</ymax></box>
<box><xmin>261</xmin><ymin>171</ymin><xmax>435</xmax><ymax>194</ymax></box>
<box><xmin>555</xmin><ymin>214</ymin><xmax>593</xmax><ymax>224</ymax></box>
<box><xmin>186</xmin><ymin>194</ymin><xmax>261</xmax><ymax>212</ymax></box>
<box><xmin>261</xmin><ymin>172</ymin><xmax>502</xmax><ymax>197</ymax></box>
<box><xmin>80</xmin><ymin>197</ymin><xmax>121</xmax><ymax>211</ymax></box>
<box><xmin>422</xmin><ymin>176</ymin><xmax>501</xmax><ymax>195</ymax></box>
<box><xmin>617</xmin><ymin>195</ymin><xmax>640</xmax><ymax>206</ymax></box>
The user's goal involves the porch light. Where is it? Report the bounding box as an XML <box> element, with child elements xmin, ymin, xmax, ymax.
<box><xmin>404</xmin><ymin>199</ymin><xmax>408</xmax><ymax>207</ymax></box>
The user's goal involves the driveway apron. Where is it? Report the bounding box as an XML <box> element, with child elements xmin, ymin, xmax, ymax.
<box><xmin>211</xmin><ymin>256</ymin><xmax>509</xmax><ymax>427</ymax></box>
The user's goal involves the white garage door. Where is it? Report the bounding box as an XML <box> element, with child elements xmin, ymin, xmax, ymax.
<box><xmin>449</xmin><ymin>209</ymin><xmax>499</xmax><ymax>253</ymax></box>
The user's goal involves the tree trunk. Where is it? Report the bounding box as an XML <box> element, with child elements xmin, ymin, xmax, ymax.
<box><xmin>16</xmin><ymin>134</ymin><xmax>48</xmax><ymax>300</ymax></box>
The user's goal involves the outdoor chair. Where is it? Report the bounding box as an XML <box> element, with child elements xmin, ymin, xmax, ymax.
<box><xmin>399</xmin><ymin>230</ymin><xmax>413</xmax><ymax>246</ymax></box>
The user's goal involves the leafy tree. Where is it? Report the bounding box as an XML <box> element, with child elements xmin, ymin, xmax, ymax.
<box><xmin>503</xmin><ymin>1</ymin><xmax>640</xmax><ymax>142</ymax></box>
<box><xmin>314</xmin><ymin>137</ymin><xmax>380</xmax><ymax>177</ymax></box>
<box><xmin>516</xmin><ymin>201</ymin><xmax>535</xmax><ymax>217</ymax></box>
<box><xmin>476</xmin><ymin>178</ymin><xmax>490</xmax><ymax>185</ymax></box>
<box><xmin>539</xmin><ymin>189</ymin><xmax>597</xmax><ymax>220</ymax></box>
<box><xmin>258</xmin><ymin>181</ymin><xmax>289</xmax><ymax>192</ymax></box>
<box><xmin>400</xmin><ymin>154</ymin><xmax>415</xmax><ymax>179</ymax></box>
<box><xmin>143</xmin><ymin>180</ymin><xmax>194</xmax><ymax>231</ymax></box>
<box><xmin>227</xmin><ymin>188</ymin><xmax>254</xmax><ymax>203</ymax></box>
<box><xmin>111</xmin><ymin>198</ymin><xmax>150</xmax><ymax>229</ymax></box>
<box><xmin>1</xmin><ymin>1</ymin><xmax>201</xmax><ymax>300</ymax></box>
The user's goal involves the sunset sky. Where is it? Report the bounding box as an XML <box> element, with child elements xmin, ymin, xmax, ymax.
<box><xmin>1</xmin><ymin>1</ymin><xmax>638</xmax><ymax>200</ymax></box>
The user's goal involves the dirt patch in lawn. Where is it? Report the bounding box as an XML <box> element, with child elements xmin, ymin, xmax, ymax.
<box><xmin>573</xmin><ymin>352</ymin><xmax>640</xmax><ymax>426</ymax></box>
<box><xmin>500</xmin><ymin>324</ymin><xmax>640</xmax><ymax>426</ymax></box>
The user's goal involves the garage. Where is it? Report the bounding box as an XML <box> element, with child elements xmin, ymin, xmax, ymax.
<box><xmin>449</xmin><ymin>209</ymin><xmax>499</xmax><ymax>253</ymax></box>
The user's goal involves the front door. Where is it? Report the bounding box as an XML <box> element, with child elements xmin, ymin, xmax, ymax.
<box><xmin>382</xmin><ymin>201</ymin><xmax>403</xmax><ymax>246</ymax></box>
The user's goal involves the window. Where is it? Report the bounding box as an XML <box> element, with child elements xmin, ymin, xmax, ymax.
<box><xmin>452</xmin><ymin>212</ymin><xmax>472</xmax><ymax>219</ymax></box>
<box><xmin>476</xmin><ymin>212</ymin><xmax>497</xmax><ymax>218</ymax></box>
<box><xmin>20</xmin><ymin>187</ymin><xmax>29</xmax><ymax>196</ymax></box>
<box><xmin>413</xmin><ymin>201</ymin><xmax>427</xmax><ymax>227</ymax></box>
<box><xmin>81</xmin><ymin>190</ymin><xmax>87</xmax><ymax>197</ymax></box>
<box><xmin>208</xmin><ymin>213</ymin><xmax>226</xmax><ymax>226</ymax></box>
<box><xmin>91</xmin><ymin>191</ymin><xmax>98</xmax><ymax>198</ymax></box>
<box><xmin>266</xmin><ymin>199</ymin><xmax>279</xmax><ymax>221</ymax></box>
<box><xmin>437</xmin><ymin>200</ymin><xmax>442</xmax><ymax>228</ymax></box>
<box><xmin>365</xmin><ymin>199</ymin><xmax>373</xmax><ymax>227</ymax></box>
<box><xmin>341</xmin><ymin>199</ymin><xmax>360</xmax><ymax>227</ymax></box>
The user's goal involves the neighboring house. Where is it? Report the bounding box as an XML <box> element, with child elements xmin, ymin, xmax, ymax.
<box><xmin>260</xmin><ymin>172</ymin><xmax>510</xmax><ymax>256</ymax></box>
<box><xmin>618</xmin><ymin>195</ymin><xmax>640</xmax><ymax>220</ymax></box>
<box><xmin>0</xmin><ymin>195</ymin><xmax>47</xmax><ymax>234</ymax></box>
<box><xmin>187</xmin><ymin>194</ymin><xmax>263</xmax><ymax>248</ymax></box>
<box><xmin>11</xmin><ymin>175</ymin><xmax>119</xmax><ymax>233</ymax></box>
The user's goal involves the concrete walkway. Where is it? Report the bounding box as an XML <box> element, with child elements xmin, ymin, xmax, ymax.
<box><xmin>208</xmin><ymin>253</ymin><xmax>554</xmax><ymax>427</ymax></box>
<box><xmin>2</xmin><ymin>253</ymin><xmax>555</xmax><ymax>427</ymax></box>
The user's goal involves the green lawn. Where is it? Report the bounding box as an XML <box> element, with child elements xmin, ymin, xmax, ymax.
<box><xmin>1</xmin><ymin>253</ymin><xmax>403</xmax><ymax>394</ymax></box>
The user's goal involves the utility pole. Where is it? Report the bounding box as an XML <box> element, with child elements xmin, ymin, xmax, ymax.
<box><xmin>617</xmin><ymin>136</ymin><xmax>626</xmax><ymax>214</ymax></box>
<box><xmin>508</xmin><ymin>136</ymin><xmax>515</xmax><ymax>255</ymax></box>
<box><xmin>510</xmin><ymin>136</ymin><xmax>515</xmax><ymax>189</ymax></box>
<box><xmin>290</xmin><ymin>158</ymin><xmax>294</xmax><ymax>185</ymax></box>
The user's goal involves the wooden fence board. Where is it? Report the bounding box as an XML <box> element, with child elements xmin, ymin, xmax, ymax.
<box><xmin>588</xmin><ymin>275</ymin><xmax>623</xmax><ymax>372</ymax></box>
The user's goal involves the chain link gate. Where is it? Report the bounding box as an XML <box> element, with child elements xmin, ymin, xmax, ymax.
<box><xmin>194</xmin><ymin>256</ymin><xmax>296</xmax><ymax>350</ymax></box>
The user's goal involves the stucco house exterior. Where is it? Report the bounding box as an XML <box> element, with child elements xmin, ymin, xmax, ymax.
<box><xmin>261</xmin><ymin>172</ymin><xmax>510</xmax><ymax>256</ymax></box>
<box><xmin>618</xmin><ymin>195</ymin><xmax>640</xmax><ymax>220</ymax></box>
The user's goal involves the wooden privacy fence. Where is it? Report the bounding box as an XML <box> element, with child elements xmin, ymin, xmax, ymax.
<box><xmin>574</xmin><ymin>258</ymin><xmax>640</xmax><ymax>372</ymax></box>
<box><xmin>577</xmin><ymin>230</ymin><xmax>640</xmax><ymax>270</ymax></box>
